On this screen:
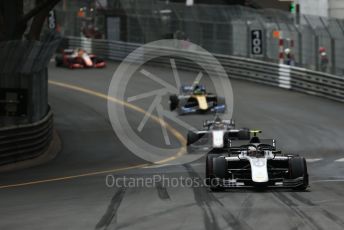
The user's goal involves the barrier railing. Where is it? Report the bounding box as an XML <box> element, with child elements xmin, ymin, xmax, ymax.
<box><xmin>0</xmin><ymin>33</ymin><xmax>60</xmax><ymax>166</ymax></box>
<box><xmin>65</xmin><ymin>37</ymin><xmax>344</xmax><ymax>103</ymax></box>
<box><xmin>0</xmin><ymin>108</ymin><xmax>53</xmax><ymax>166</ymax></box>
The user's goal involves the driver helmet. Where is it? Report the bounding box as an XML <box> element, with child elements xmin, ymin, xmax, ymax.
<box><xmin>78</xmin><ymin>48</ymin><xmax>85</xmax><ymax>55</ymax></box>
<box><xmin>193</xmin><ymin>84</ymin><xmax>202</xmax><ymax>94</ymax></box>
<box><xmin>214</xmin><ymin>115</ymin><xmax>221</xmax><ymax>123</ymax></box>
<box><xmin>248</xmin><ymin>146</ymin><xmax>257</xmax><ymax>156</ymax></box>
<box><xmin>194</xmin><ymin>81</ymin><xmax>201</xmax><ymax>89</ymax></box>
<box><xmin>213</xmin><ymin>115</ymin><xmax>223</xmax><ymax>129</ymax></box>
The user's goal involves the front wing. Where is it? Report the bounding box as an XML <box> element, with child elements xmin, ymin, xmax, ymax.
<box><xmin>180</xmin><ymin>104</ymin><xmax>225</xmax><ymax>114</ymax></box>
<box><xmin>210</xmin><ymin>177</ymin><xmax>305</xmax><ymax>189</ymax></box>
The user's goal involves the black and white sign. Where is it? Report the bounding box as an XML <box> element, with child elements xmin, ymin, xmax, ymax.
<box><xmin>47</xmin><ymin>10</ymin><xmax>56</xmax><ymax>30</ymax></box>
<box><xmin>251</xmin><ymin>29</ymin><xmax>263</xmax><ymax>56</ymax></box>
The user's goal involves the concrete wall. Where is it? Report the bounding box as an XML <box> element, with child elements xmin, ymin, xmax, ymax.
<box><xmin>329</xmin><ymin>0</ymin><xmax>344</xmax><ymax>19</ymax></box>
<box><xmin>299</xmin><ymin>0</ymin><xmax>329</xmax><ymax>18</ymax></box>
<box><xmin>0</xmin><ymin>34</ymin><xmax>60</xmax><ymax>126</ymax></box>
<box><xmin>250</xmin><ymin>0</ymin><xmax>344</xmax><ymax>19</ymax></box>
<box><xmin>299</xmin><ymin>0</ymin><xmax>344</xmax><ymax>19</ymax></box>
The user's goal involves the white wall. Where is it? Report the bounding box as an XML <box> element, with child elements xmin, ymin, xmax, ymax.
<box><xmin>329</xmin><ymin>0</ymin><xmax>344</xmax><ymax>19</ymax></box>
<box><xmin>299</xmin><ymin>0</ymin><xmax>344</xmax><ymax>19</ymax></box>
<box><xmin>299</xmin><ymin>0</ymin><xmax>329</xmax><ymax>18</ymax></box>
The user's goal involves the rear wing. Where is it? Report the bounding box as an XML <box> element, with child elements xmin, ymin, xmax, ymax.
<box><xmin>229</xmin><ymin>139</ymin><xmax>276</xmax><ymax>151</ymax></box>
<box><xmin>180</xmin><ymin>84</ymin><xmax>205</xmax><ymax>94</ymax></box>
<box><xmin>63</xmin><ymin>49</ymin><xmax>74</xmax><ymax>54</ymax></box>
<box><xmin>203</xmin><ymin>119</ymin><xmax>234</xmax><ymax>128</ymax></box>
<box><xmin>194</xmin><ymin>129</ymin><xmax>250</xmax><ymax>141</ymax></box>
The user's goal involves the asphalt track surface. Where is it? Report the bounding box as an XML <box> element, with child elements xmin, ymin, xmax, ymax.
<box><xmin>1</xmin><ymin>61</ymin><xmax>344</xmax><ymax>230</ymax></box>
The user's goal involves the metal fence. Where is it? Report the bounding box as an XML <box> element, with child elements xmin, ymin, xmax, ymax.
<box><xmin>55</xmin><ymin>0</ymin><xmax>344</xmax><ymax>76</ymax></box>
<box><xmin>0</xmin><ymin>108</ymin><xmax>54</xmax><ymax>166</ymax></box>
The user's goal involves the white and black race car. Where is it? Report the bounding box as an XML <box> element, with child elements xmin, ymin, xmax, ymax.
<box><xmin>186</xmin><ymin>116</ymin><xmax>250</xmax><ymax>153</ymax></box>
<box><xmin>206</xmin><ymin>131</ymin><xmax>309</xmax><ymax>191</ymax></box>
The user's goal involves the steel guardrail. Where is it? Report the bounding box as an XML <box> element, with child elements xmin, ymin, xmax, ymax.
<box><xmin>65</xmin><ymin>37</ymin><xmax>344</xmax><ymax>103</ymax></box>
<box><xmin>0</xmin><ymin>108</ymin><xmax>53</xmax><ymax>166</ymax></box>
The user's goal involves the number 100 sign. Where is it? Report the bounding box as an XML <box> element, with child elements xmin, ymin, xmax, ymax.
<box><xmin>251</xmin><ymin>30</ymin><xmax>263</xmax><ymax>56</ymax></box>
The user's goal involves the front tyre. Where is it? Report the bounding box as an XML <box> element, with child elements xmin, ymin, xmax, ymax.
<box><xmin>289</xmin><ymin>157</ymin><xmax>309</xmax><ymax>191</ymax></box>
<box><xmin>238</xmin><ymin>128</ymin><xmax>250</xmax><ymax>140</ymax></box>
<box><xmin>187</xmin><ymin>131</ymin><xmax>199</xmax><ymax>145</ymax></box>
<box><xmin>207</xmin><ymin>154</ymin><xmax>227</xmax><ymax>191</ymax></box>
<box><xmin>169</xmin><ymin>95</ymin><xmax>179</xmax><ymax>111</ymax></box>
<box><xmin>213</xmin><ymin>157</ymin><xmax>228</xmax><ymax>179</ymax></box>
<box><xmin>205</xmin><ymin>153</ymin><xmax>220</xmax><ymax>186</ymax></box>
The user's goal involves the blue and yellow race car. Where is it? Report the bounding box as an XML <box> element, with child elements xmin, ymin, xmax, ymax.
<box><xmin>169</xmin><ymin>84</ymin><xmax>226</xmax><ymax>115</ymax></box>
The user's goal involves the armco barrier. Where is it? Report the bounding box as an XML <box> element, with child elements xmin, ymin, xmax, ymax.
<box><xmin>0</xmin><ymin>108</ymin><xmax>53</xmax><ymax>166</ymax></box>
<box><xmin>0</xmin><ymin>34</ymin><xmax>60</xmax><ymax>166</ymax></box>
<box><xmin>65</xmin><ymin>37</ymin><xmax>344</xmax><ymax>103</ymax></box>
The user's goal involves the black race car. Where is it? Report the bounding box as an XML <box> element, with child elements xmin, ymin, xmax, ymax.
<box><xmin>186</xmin><ymin>116</ymin><xmax>250</xmax><ymax>153</ymax></box>
<box><xmin>206</xmin><ymin>131</ymin><xmax>309</xmax><ymax>191</ymax></box>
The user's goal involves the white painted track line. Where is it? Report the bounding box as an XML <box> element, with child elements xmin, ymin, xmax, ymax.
<box><xmin>335</xmin><ymin>158</ymin><xmax>344</xmax><ymax>162</ymax></box>
<box><xmin>306</xmin><ymin>158</ymin><xmax>323</xmax><ymax>163</ymax></box>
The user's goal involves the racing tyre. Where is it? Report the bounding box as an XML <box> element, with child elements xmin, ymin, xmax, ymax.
<box><xmin>214</xmin><ymin>96</ymin><xmax>226</xmax><ymax>113</ymax></box>
<box><xmin>223</xmin><ymin>132</ymin><xmax>230</xmax><ymax>147</ymax></box>
<box><xmin>210</xmin><ymin>156</ymin><xmax>227</xmax><ymax>191</ymax></box>
<box><xmin>289</xmin><ymin>157</ymin><xmax>309</xmax><ymax>191</ymax></box>
<box><xmin>55</xmin><ymin>56</ymin><xmax>63</xmax><ymax>67</ymax></box>
<box><xmin>169</xmin><ymin>95</ymin><xmax>179</xmax><ymax>111</ymax></box>
<box><xmin>215</xmin><ymin>96</ymin><xmax>225</xmax><ymax>105</ymax></box>
<box><xmin>238</xmin><ymin>128</ymin><xmax>250</xmax><ymax>140</ymax></box>
<box><xmin>187</xmin><ymin>131</ymin><xmax>199</xmax><ymax>145</ymax></box>
<box><xmin>187</xmin><ymin>131</ymin><xmax>199</xmax><ymax>153</ymax></box>
<box><xmin>205</xmin><ymin>153</ymin><xmax>220</xmax><ymax>186</ymax></box>
<box><xmin>213</xmin><ymin>157</ymin><xmax>228</xmax><ymax>179</ymax></box>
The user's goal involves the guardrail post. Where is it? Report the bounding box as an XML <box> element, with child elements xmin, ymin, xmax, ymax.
<box><xmin>314</xmin><ymin>35</ymin><xmax>319</xmax><ymax>71</ymax></box>
<box><xmin>246</xmin><ymin>20</ymin><xmax>251</xmax><ymax>58</ymax></box>
<box><xmin>331</xmin><ymin>38</ymin><xmax>336</xmax><ymax>75</ymax></box>
<box><xmin>297</xmin><ymin>30</ymin><xmax>302</xmax><ymax>67</ymax></box>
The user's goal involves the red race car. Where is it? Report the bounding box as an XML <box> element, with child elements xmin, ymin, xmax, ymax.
<box><xmin>55</xmin><ymin>49</ymin><xmax>106</xmax><ymax>69</ymax></box>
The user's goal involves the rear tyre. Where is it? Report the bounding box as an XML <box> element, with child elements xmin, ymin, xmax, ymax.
<box><xmin>187</xmin><ymin>131</ymin><xmax>199</xmax><ymax>145</ymax></box>
<box><xmin>186</xmin><ymin>131</ymin><xmax>198</xmax><ymax>154</ymax></box>
<box><xmin>169</xmin><ymin>95</ymin><xmax>179</xmax><ymax>111</ymax></box>
<box><xmin>289</xmin><ymin>157</ymin><xmax>309</xmax><ymax>191</ymax></box>
<box><xmin>55</xmin><ymin>56</ymin><xmax>63</xmax><ymax>67</ymax></box>
<box><xmin>215</xmin><ymin>96</ymin><xmax>225</xmax><ymax>106</ymax></box>
<box><xmin>238</xmin><ymin>128</ymin><xmax>250</xmax><ymax>140</ymax></box>
<box><xmin>214</xmin><ymin>96</ymin><xmax>226</xmax><ymax>113</ymax></box>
